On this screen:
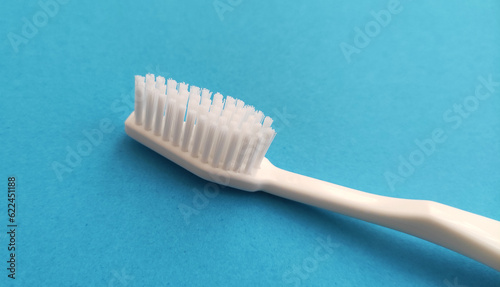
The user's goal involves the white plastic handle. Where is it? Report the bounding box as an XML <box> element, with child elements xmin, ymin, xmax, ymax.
<box><xmin>259</xmin><ymin>162</ymin><xmax>500</xmax><ymax>271</ymax></box>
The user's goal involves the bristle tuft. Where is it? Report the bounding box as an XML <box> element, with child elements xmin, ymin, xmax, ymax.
<box><xmin>133</xmin><ymin>75</ymin><xmax>276</xmax><ymax>175</ymax></box>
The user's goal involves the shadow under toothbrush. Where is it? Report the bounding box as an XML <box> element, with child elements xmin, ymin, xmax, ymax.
<box><xmin>119</xmin><ymin>135</ymin><xmax>210</xmax><ymax>186</ymax></box>
<box><xmin>249</xmin><ymin>190</ymin><xmax>500</xmax><ymax>285</ymax></box>
<box><xmin>120</xmin><ymin>136</ymin><xmax>500</xmax><ymax>285</ymax></box>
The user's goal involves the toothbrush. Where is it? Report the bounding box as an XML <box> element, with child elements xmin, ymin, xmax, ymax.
<box><xmin>125</xmin><ymin>74</ymin><xmax>500</xmax><ymax>272</ymax></box>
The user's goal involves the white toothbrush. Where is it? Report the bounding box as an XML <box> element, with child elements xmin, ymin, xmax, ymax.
<box><xmin>125</xmin><ymin>74</ymin><xmax>500</xmax><ymax>272</ymax></box>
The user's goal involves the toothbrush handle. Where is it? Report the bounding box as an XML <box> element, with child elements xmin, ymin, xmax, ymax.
<box><xmin>261</xmin><ymin>165</ymin><xmax>500</xmax><ymax>271</ymax></box>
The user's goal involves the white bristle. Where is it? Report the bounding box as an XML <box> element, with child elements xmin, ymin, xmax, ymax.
<box><xmin>263</xmin><ymin>116</ymin><xmax>273</xmax><ymax>128</ymax></box>
<box><xmin>184</xmin><ymin>91</ymin><xmax>201</xmax><ymax>147</ymax></box>
<box><xmin>162</xmin><ymin>98</ymin><xmax>177</xmax><ymax>141</ymax></box>
<box><xmin>231</xmin><ymin>113</ymin><xmax>243</xmax><ymax>128</ymax></box>
<box><xmin>190</xmin><ymin>91</ymin><xmax>201</xmax><ymax>105</ymax></box>
<box><xmin>188</xmin><ymin>93</ymin><xmax>201</xmax><ymax>112</ymax></box>
<box><xmin>189</xmin><ymin>86</ymin><xmax>200</xmax><ymax>97</ymax></box>
<box><xmin>211</xmin><ymin>119</ymin><xmax>229</xmax><ymax>168</ymax></box>
<box><xmin>232</xmin><ymin>123</ymin><xmax>252</xmax><ymax>172</ymax></box>
<box><xmin>201</xmin><ymin>117</ymin><xmax>217</xmax><ymax>163</ymax></box>
<box><xmin>201</xmin><ymin>88</ymin><xmax>211</xmax><ymax>100</ymax></box>
<box><xmin>179</xmin><ymin>90</ymin><xmax>189</xmax><ymax>107</ymax></box>
<box><xmin>199</xmin><ymin>97</ymin><xmax>211</xmax><ymax>113</ymax></box>
<box><xmin>179</xmin><ymin>82</ymin><xmax>189</xmax><ymax>94</ymax></box>
<box><xmin>236</xmin><ymin>99</ymin><xmax>245</xmax><ymax>109</ymax></box>
<box><xmin>191</xmin><ymin>114</ymin><xmax>207</xmax><ymax>157</ymax></box>
<box><xmin>153</xmin><ymin>89</ymin><xmax>166</xmax><ymax>135</ymax></box>
<box><xmin>133</xmin><ymin>74</ymin><xmax>276</xmax><ymax>174</ymax></box>
<box><xmin>213</xmin><ymin>93</ymin><xmax>223</xmax><ymax>108</ymax></box>
<box><xmin>225</xmin><ymin>96</ymin><xmax>236</xmax><ymax>109</ymax></box>
<box><xmin>222</xmin><ymin>123</ymin><xmax>240</xmax><ymax>170</ymax></box>
<box><xmin>134</xmin><ymin>76</ymin><xmax>145</xmax><ymax>125</ymax></box>
<box><xmin>254</xmin><ymin>127</ymin><xmax>276</xmax><ymax>168</ymax></box>
<box><xmin>181</xmin><ymin>109</ymin><xmax>196</xmax><ymax>152</ymax></box>
<box><xmin>244</xmin><ymin>123</ymin><xmax>265</xmax><ymax>174</ymax></box>
<box><xmin>156</xmin><ymin>76</ymin><xmax>166</xmax><ymax>89</ymax></box>
<box><xmin>172</xmin><ymin>103</ymin><xmax>186</xmax><ymax>146</ymax></box>
<box><xmin>145</xmin><ymin>74</ymin><xmax>155</xmax><ymax>85</ymax></box>
<box><xmin>221</xmin><ymin>108</ymin><xmax>233</xmax><ymax>120</ymax></box>
<box><xmin>167</xmin><ymin>79</ymin><xmax>177</xmax><ymax>90</ymax></box>
<box><xmin>222</xmin><ymin>97</ymin><xmax>236</xmax><ymax>118</ymax></box>
<box><xmin>144</xmin><ymin>82</ymin><xmax>157</xmax><ymax>131</ymax></box>
<box><xmin>167</xmin><ymin>86</ymin><xmax>178</xmax><ymax>101</ymax></box>
<box><xmin>210</xmin><ymin>106</ymin><xmax>222</xmax><ymax>117</ymax></box>
<box><xmin>246</xmin><ymin>115</ymin><xmax>256</xmax><ymax>126</ymax></box>
<box><xmin>242</xmin><ymin>106</ymin><xmax>255</xmax><ymax>122</ymax></box>
<box><xmin>255</xmin><ymin>111</ymin><xmax>264</xmax><ymax>124</ymax></box>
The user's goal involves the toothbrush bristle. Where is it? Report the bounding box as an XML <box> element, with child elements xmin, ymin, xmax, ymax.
<box><xmin>134</xmin><ymin>74</ymin><xmax>276</xmax><ymax>174</ymax></box>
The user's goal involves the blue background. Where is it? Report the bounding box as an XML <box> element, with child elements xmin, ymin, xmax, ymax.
<box><xmin>1</xmin><ymin>0</ymin><xmax>499</xmax><ymax>286</ymax></box>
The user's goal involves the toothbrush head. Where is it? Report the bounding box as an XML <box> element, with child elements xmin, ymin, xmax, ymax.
<box><xmin>125</xmin><ymin>74</ymin><xmax>276</xmax><ymax>191</ymax></box>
